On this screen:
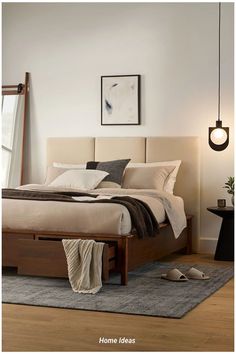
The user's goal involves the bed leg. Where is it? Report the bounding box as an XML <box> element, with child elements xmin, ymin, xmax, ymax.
<box><xmin>120</xmin><ymin>236</ymin><xmax>128</xmax><ymax>285</ymax></box>
<box><xmin>186</xmin><ymin>216</ymin><xmax>193</xmax><ymax>255</ymax></box>
<box><xmin>102</xmin><ymin>243</ymin><xmax>109</xmax><ymax>282</ymax></box>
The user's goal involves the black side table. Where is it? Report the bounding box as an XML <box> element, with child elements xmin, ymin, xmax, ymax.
<box><xmin>207</xmin><ymin>207</ymin><xmax>234</xmax><ymax>261</ymax></box>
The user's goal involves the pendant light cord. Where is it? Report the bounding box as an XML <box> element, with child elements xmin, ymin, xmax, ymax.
<box><xmin>218</xmin><ymin>2</ymin><xmax>221</xmax><ymax>121</ymax></box>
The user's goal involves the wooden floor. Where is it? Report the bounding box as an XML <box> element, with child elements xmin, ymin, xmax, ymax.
<box><xmin>2</xmin><ymin>254</ymin><xmax>234</xmax><ymax>352</ymax></box>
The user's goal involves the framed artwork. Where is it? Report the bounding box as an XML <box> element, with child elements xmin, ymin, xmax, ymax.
<box><xmin>101</xmin><ymin>75</ymin><xmax>141</xmax><ymax>125</ymax></box>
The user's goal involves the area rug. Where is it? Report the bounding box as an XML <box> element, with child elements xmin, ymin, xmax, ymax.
<box><xmin>2</xmin><ymin>262</ymin><xmax>233</xmax><ymax>318</ymax></box>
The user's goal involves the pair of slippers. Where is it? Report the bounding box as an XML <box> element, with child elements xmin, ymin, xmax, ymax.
<box><xmin>161</xmin><ymin>267</ymin><xmax>210</xmax><ymax>282</ymax></box>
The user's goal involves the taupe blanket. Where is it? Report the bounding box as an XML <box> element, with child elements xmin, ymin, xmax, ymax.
<box><xmin>62</xmin><ymin>239</ymin><xmax>104</xmax><ymax>294</ymax></box>
<box><xmin>2</xmin><ymin>189</ymin><xmax>159</xmax><ymax>238</ymax></box>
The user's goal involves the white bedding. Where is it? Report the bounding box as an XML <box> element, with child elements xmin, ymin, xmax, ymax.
<box><xmin>4</xmin><ymin>184</ymin><xmax>187</xmax><ymax>238</ymax></box>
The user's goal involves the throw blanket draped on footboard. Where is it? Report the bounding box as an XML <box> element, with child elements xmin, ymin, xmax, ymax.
<box><xmin>62</xmin><ymin>239</ymin><xmax>105</xmax><ymax>294</ymax></box>
<box><xmin>2</xmin><ymin>189</ymin><xmax>159</xmax><ymax>238</ymax></box>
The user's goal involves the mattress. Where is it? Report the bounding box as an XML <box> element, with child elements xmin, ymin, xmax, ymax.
<box><xmin>2</xmin><ymin>185</ymin><xmax>186</xmax><ymax>237</ymax></box>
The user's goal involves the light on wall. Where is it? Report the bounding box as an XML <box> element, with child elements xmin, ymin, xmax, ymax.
<box><xmin>208</xmin><ymin>3</ymin><xmax>229</xmax><ymax>152</ymax></box>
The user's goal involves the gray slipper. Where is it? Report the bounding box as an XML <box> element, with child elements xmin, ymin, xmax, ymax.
<box><xmin>161</xmin><ymin>268</ymin><xmax>188</xmax><ymax>282</ymax></box>
<box><xmin>185</xmin><ymin>267</ymin><xmax>210</xmax><ymax>280</ymax></box>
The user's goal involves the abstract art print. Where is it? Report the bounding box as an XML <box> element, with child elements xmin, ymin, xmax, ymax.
<box><xmin>101</xmin><ymin>75</ymin><xmax>140</xmax><ymax>125</ymax></box>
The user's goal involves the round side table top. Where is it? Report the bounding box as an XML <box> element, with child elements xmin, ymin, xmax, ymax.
<box><xmin>207</xmin><ymin>206</ymin><xmax>234</xmax><ymax>217</ymax></box>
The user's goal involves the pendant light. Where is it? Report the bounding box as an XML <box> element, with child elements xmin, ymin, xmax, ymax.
<box><xmin>209</xmin><ymin>2</ymin><xmax>229</xmax><ymax>151</ymax></box>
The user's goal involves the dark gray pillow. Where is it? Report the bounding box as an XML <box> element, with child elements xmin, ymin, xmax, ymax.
<box><xmin>86</xmin><ymin>159</ymin><xmax>130</xmax><ymax>187</ymax></box>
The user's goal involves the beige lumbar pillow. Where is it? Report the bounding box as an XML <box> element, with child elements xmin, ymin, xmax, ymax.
<box><xmin>53</xmin><ymin>162</ymin><xmax>86</xmax><ymax>169</ymax></box>
<box><xmin>122</xmin><ymin>166</ymin><xmax>175</xmax><ymax>190</ymax></box>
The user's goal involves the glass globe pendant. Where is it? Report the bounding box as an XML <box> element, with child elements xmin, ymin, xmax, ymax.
<box><xmin>209</xmin><ymin>120</ymin><xmax>229</xmax><ymax>151</ymax></box>
<box><xmin>208</xmin><ymin>3</ymin><xmax>229</xmax><ymax>152</ymax></box>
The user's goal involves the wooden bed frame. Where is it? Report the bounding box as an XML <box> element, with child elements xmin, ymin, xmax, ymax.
<box><xmin>2</xmin><ymin>136</ymin><xmax>199</xmax><ymax>285</ymax></box>
<box><xmin>2</xmin><ymin>216</ymin><xmax>192</xmax><ymax>285</ymax></box>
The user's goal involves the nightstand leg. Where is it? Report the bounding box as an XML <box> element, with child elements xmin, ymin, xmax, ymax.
<box><xmin>214</xmin><ymin>217</ymin><xmax>234</xmax><ymax>261</ymax></box>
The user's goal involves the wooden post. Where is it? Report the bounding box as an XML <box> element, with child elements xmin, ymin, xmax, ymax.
<box><xmin>20</xmin><ymin>72</ymin><xmax>30</xmax><ymax>185</ymax></box>
<box><xmin>120</xmin><ymin>236</ymin><xmax>128</xmax><ymax>285</ymax></box>
<box><xmin>186</xmin><ymin>215</ymin><xmax>193</xmax><ymax>255</ymax></box>
<box><xmin>102</xmin><ymin>243</ymin><xmax>109</xmax><ymax>282</ymax></box>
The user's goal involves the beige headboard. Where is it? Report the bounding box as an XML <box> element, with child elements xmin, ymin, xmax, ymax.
<box><xmin>47</xmin><ymin>136</ymin><xmax>200</xmax><ymax>249</ymax></box>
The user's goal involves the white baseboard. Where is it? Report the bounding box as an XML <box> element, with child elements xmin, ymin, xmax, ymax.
<box><xmin>199</xmin><ymin>238</ymin><xmax>217</xmax><ymax>254</ymax></box>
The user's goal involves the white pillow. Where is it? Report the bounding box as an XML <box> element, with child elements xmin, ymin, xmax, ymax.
<box><xmin>49</xmin><ymin>170</ymin><xmax>109</xmax><ymax>190</ymax></box>
<box><xmin>53</xmin><ymin>162</ymin><xmax>86</xmax><ymax>169</ymax></box>
<box><xmin>126</xmin><ymin>160</ymin><xmax>181</xmax><ymax>194</ymax></box>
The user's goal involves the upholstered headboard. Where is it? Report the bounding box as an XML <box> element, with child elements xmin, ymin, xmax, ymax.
<box><xmin>47</xmin><ymin>137</ymin><xmax>200</xmax><ymax>249</ymax></box>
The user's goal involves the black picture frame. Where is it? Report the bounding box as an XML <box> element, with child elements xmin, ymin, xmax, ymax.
<box><xmin>101</xmin><ymin>74</ymin><xmax>141</xmax><ymax>126</ymax></box>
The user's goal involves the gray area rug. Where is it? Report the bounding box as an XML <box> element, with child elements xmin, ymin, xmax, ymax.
<box><xmin>2</xmin><ymin>262</ymin><xmax>233</xmax><ymax>318</ymax></box>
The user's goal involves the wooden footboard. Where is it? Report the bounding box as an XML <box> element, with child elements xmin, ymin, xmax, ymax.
<box><xmin>2</xmin><ymin>216</ymin><xmax>192</xmax><ymax>285</ymax></box>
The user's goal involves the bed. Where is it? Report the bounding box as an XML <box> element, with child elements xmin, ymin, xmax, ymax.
<box><xmin>2</xmin><ymin>137</ymin><xmax>200</xmax><ymax>285</ymax></box>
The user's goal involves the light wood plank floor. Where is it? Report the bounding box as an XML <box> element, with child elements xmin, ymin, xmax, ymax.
<box><xmin>2</xmin><ymin>254</ymin><xmax>234</xmax><ymax>352</ymax></box>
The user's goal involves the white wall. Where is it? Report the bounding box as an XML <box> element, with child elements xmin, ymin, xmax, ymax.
<box><xmin>2</xmin><ymin>2</ymin><xmax>234</xmax><ymax>253</ymax></box>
